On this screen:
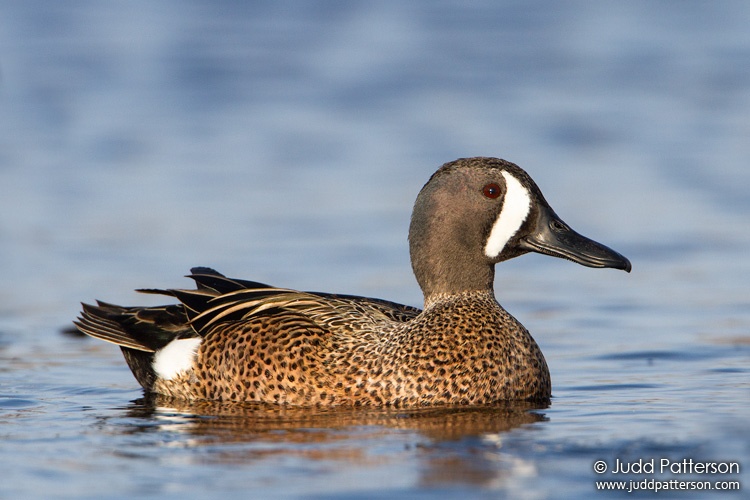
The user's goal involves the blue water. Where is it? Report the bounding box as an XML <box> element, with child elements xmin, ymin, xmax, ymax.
<box><xmin>1</xmin><ymin>2</ymin><xmax>748</xmax><ymax>498</ymax></box>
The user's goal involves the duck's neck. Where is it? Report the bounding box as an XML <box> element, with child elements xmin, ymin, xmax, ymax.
<box><xmin>408</xmin><ymin>222</ymin><xmax>496</xmax><ymax>303</ymax></box>
<box><xmin>412</xmin><ymin>252</ymin><xmax>496</xmax><ymax>304</ymax></box>
<box><xmin>408</xmin><ymin>171</ymin><xmax>498</xmax><ymax>305</ymax></box>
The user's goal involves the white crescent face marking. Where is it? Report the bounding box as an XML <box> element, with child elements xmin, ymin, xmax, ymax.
<box><xmin>153</xmin><ymin>338</ymin><xmax>202</xmax><ymax>380</ymax></box>
<box><xmin>484</xmin><ymin>171</ymin><xmax>532</xmax><ymax>259</ymax></box>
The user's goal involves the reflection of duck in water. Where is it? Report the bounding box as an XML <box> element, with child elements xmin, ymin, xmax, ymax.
<box><xmin>76</xmin><ymin>157</ymin><xmax>630</xmax><ymax>405</ymax></box>
<box><xmin>122</xmin><ymin>396</ymin><xmax>548</xmax><ymax>488</ymax></box>
<box><xmin>126</xmin><ymin>395</ymin><xmax>547</xmax><ymax>443</ymax></box>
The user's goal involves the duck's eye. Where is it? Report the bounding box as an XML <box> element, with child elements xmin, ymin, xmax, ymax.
<box><xmin>482</xmin><ymin>183</ymin><xmax>502</xmax><ymax>199</ymax></box>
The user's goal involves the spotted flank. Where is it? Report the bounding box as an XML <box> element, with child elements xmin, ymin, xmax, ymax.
<box><xmin>75</xmin><ymin>157</ymin><xmax>631</xmax><ymax>406</ymax></box>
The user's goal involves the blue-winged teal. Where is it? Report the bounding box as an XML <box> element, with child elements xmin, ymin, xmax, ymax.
<box><xmin>76</xmin><ymin>157</ymin><xmax>631</xmax><ymax>406</ymax></box>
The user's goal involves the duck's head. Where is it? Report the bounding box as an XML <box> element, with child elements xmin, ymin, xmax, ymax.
<box><xmin>408</xmin><ymin>157</ymin><xmax>631</xmax><ymax>300</ymax></box>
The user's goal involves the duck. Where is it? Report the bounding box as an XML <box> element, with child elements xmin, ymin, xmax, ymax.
<box><xmin>75</xmin><ymin>157</ymin><xmax>631</xmax><ymax>406</ymax></box>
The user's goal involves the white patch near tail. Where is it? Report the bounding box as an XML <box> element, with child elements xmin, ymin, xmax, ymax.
<box><xmin>153</xmin><ymin>338</ymin><xmax>202</xmax><ymax>380</ymax></box>
<box><xmin>484</xmin><ymin>171</ymin><xmax>532</xmax><ymax>258</ymax></box>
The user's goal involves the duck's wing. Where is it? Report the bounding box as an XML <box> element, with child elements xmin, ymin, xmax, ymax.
<box><xmin>76</xmin><ymin>267</ymin><xmax>421</xmax><ymax>348</ymax></box>
<box><xmin>178</xmin><ymin>268</ymin><xmax>422</xmax><ymax>334</ymax></box>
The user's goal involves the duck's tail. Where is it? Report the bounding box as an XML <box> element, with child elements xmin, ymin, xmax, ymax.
<box><xmin>75</xmin><ymin>300</ymin><xmax>195</xmax><ymax>390</ymax></box>
<box><xmin>73</xmin><ymin>267</ymin><xmax>256</xmax><ymax>390</ymax></box>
